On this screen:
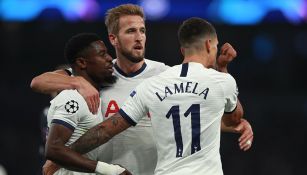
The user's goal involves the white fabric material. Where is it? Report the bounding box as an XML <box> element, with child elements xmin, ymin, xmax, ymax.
<box><xmin>95</xmin><ymin>161</ymin><xmax>125</xmax><ymax>175</ymax></box>
<box><xmin>120</xmin><ymin>62</ymin><xmax>238</xmax><ymax>175</ymax></box>
<box><xmin>100</xmin><ymin>59</ymin><xmax>169</xmax><ymax>175</ymax></box>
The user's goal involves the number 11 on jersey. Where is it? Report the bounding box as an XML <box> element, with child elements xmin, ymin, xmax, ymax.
<box><xmin>166</xmin><ymin>104</ymin><xmax>201</xmax><ymax>157</ymax></box>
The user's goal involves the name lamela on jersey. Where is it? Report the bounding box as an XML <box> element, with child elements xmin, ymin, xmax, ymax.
<box><xmin>155</xmin><ymin>81</ymin><xmax>209</xmax><ymax>102</ymax></box>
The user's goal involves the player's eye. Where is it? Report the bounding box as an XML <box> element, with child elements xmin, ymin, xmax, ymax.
<box><xmin>140</xmin><ymin>28</ymin><xmax>146</xmax><ymax>34</ymax></box>
<box><xmin>127</xmin><ymin>28</ymin><xmax>135</xmax><ymax>33</ymax></box>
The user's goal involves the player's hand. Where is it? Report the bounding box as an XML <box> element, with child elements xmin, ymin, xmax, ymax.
<box><xmin>76</xmin><ymin>76</ymin><xmax>100</xmax><ymax>114</ymax></box>
<box><xmin>119</xmin><ymin>169</ymin><xmax>132</xmax><ymax>175</ymax></box>
<box><xmin>115</xmin><ymin>164</ymin><xmax>132</xmax><ymax>175</ymax></box>
<box><xmin>216</xmin><ymin>43</ymin><xmax>237</xmax><ymax>72</ymax></box>
<box><xmin>234</xmin><ymin>119</ymin><xmax>254</xmax><ymax>151</ymax></box>
<box><xmin>42</xmin><ymin>160</ymin><xmax>60</xmax><ymax>175</ymax></box>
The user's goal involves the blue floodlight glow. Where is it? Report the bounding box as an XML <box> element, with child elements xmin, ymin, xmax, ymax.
<box><xmin>2</xmin><ymin>0</ymin><xmax>42</xmax><ymax>21</ymax></box>
<box><xmin>140</xmin><ymin>0</ymin><xmax>170</xmax><ymax>20</ymax></box>
<box><xmin>1</xmin><ymin>0</ymin><xmax>97</xmax><ymax>21</ymax></box>
<box><xmin>1</xmin><ymin>0</ymin><xmax>307</xmax><ymax>24</ymax></box>
<box><xmin>284</xmin><ymin>0</ymin><xmax>307</xmax><ymax>23</ymax></box>
<box><xmin>53</xmin><ymin>0</ymin><xmax>84</xmax><ymax>21</ymax></box>
<box><xmin>219</xmin><ymin>0</ymin><xmax>265</xmax><ymax>25</ymax></box>
<box><xmin>261</xmin><ymin>0</ymin><xmax>305</xmax><ymax>24</ymax></box>
<box><xmin>217</xmin><ymin>0</ymin><xmax>306</xmax><ymax>24</ymax></box>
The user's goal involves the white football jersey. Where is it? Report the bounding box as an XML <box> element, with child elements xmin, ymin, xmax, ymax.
<box><xmin>120</xmin><ymin>62</ymin><xmax>238</xmax><ymax>175</ymax></box>
<box><xmin>47</xmin><ymin>89</ymin><xmax>110</xmax><ymax>175</ymax></box>
<box><xmin>101</xmin><ymin>58</ymin><xmax>169</xmax><ymax>126</ymax></box>
<box><xmin>100</xmin><ymin>58</ymin><xmax>169</xmax><ymax>175</ymax></box>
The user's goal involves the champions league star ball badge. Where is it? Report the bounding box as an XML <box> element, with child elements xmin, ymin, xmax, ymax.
<box><xmin>65</xmin><ymin>100</ymin><xmax>79</xmax><ymax>114</ymax></box>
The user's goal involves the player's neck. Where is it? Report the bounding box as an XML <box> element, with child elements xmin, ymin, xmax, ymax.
<box><xmin>116</xmin><ymin>57</ymin><xmax>145</xmax><ymax>74</ymax></box>
<box><xmin>183</xmin><ymin>55</ymin><xmax>210</xmax><ymax>68</ymax></box>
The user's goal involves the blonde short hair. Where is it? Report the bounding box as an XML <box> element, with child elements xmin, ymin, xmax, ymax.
<box><xmin>105</xmin><ymin>4</ymin><xmax>145</xmax><ymax>34</ymax></box>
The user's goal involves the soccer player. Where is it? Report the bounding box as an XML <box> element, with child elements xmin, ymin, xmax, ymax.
<box><xmin>50</xmin><ymin>17</ymin><xmax>245</xmax><ymax>175</ymax></box>
<box><xmin>31</xmin><ymin>4</ymin><xmax>253</xmax><ymax>175</ymax></box>
<box><xmin>44</xmin><ymin>33</ymin><xmax>130</xmax><ymax>175</ymax></box>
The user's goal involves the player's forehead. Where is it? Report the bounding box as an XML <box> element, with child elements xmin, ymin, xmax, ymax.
<box><xmin>118</xmin><ymin>15</ymin><xmax>145</xmax><ymax>31</ymax></box>
<box><xmin>90</xmin><ymin>40</ymin><xmax>107</xmax><ymax>52</ymax></box>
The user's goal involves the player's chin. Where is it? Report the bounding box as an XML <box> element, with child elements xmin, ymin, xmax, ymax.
<box><xmin>132</xmin><ymin>54</ymin><xmax>144</xmax><ymax>63</ymax></box>
<box><xmin>99</xmin><ymin>70</ymin><xmax>113</xmax><ymax>80</ymax></box>
<box><xmin>105</xmin><ymin>73</ymin><xmax>113</xmax><ymax>80</ymax></box>
<box><xmin>107</xmin><ymin>67</ymin><xmax>114</xmax><ymax>74</ymax></box>
<box><xmin>133</xmin><ymin>49</ymin><xmax>144</xmax><ymax>57</ymax></box>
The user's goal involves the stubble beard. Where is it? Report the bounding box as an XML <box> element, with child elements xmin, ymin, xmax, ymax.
<box><xmin>118</xmin><ymin>40</ymin><xmax>145</xmax><ymax>63</ymax></box>
<box><xmin>91</xmin><ymin>74</ymin><xmax>118</xmax><ymax>87</ymax></box>
<box><xmin>103</xmin><ymin>75</ymin><xmax>118</xmax><ymax>84</ymax></box>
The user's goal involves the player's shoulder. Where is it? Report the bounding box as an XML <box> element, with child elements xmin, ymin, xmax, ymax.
<box><xmin>144</xmin><ymin>58</ymin><xmax>169</xmax><ymax>70</ymax></box>
<box><xmin>51</xmin><ymin>89</ymin><xmax>84</xmax><ymax>105</ymax></box>
<box><xmin>157</xmin><ymin>63</ymin><xmax>198</xmax><ymax>78</ymax></box>
<box><xmin>205</xmin><ymin>69</ymin><xmax>237</xmax><ymax>92</ymax></box>
<box><xmin>206</xmin><ymin>68</ymin><xmax>234</xmax><ymax>80</ymax></box>
<box><xmin>139</xmin><ymin>64</ymin><xmax>180</xmax><ymax>87</ymax></box>
<box><xmin>144</xmin><ymin>58</ymin><xmax>165</xmax><ymax>65</ymax></box>
<box><xmin>50</xmin><ymin>89</ymin><xmax>90</xmax><ymax>117</ymax></box>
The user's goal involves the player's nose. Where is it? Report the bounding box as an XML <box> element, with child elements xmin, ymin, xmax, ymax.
<box><xmin>106</xmin><ymin>53</ymin><xmax>113</xmax><ymax>62</ymax></box>
<box><xmin>135</xmin><ymin>31</ymin><xmax>144</xmax><ymax>41</ymax></box>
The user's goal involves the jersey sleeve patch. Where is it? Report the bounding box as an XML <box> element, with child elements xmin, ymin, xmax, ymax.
<box><xmin>64</xmin><ymin>100</ymin><xmax>79</xmax><ymax>114</ymax></box>
<box><xmin>130</xmin><ymin>90</ymin><xmax>136</xmax><ymax>97</ymax></box>
<box><xmin>51</xmin><ymin>119</ymin><xmax>75</xmax><ymax>131</ymax></box>
<box><xmin>119</xmin><ymin>109</ymin><xmax>137</xmax><ymax>126</ymax></box>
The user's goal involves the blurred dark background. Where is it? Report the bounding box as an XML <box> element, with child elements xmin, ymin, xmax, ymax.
<box><xmin>1</xmin><ymin>0</ymin><xmax>307</xmax><ymax>175</ymax></box>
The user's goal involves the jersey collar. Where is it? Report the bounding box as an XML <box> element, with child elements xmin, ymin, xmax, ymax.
<box><xmin>114</xmin><ymin>62</ymin><xmax>147</xmax><ymax>78</ymax></box>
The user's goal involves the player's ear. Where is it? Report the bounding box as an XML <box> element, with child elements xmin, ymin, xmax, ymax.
<box><xmin>109</xmin><ymin>34</ymin><xmax>118</xmax><ymax>46</ymax></box>
<box><xmin>76</xmin><ymin>57</ymin><xmax>87</xmax><ymax>69</ymax></box>
<box><xmin>205</xmin><ymin>39</ymin><xmax>211</xmax><ymax>54</ymax></box>
<box><xmin>180</xmin><ymin>47</ymin><xmax>185</xmax><ymax>56</ymax></box>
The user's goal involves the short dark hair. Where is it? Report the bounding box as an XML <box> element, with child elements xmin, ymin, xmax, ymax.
<box><xmin>64</xmin><ymin>33</ymin><xmax>101</xmax><ymax>64</ymax></box>
<box><xmin>178</xmin><ymin>17</ymin><xmax>216</xmax><ymax>48</ymax></box>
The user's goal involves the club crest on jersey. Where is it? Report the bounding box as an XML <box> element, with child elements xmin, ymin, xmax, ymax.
<box><xmin>65</xmin><ymin>100</ymin><xmax>79</xmax><ymax>114</ymax></box>
<box><xmin>130</xmin><ymin>90</ymin><xmax>136</xmax><ymax>97</ymax></box>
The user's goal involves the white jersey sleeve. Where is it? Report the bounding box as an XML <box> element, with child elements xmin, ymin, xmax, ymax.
<box><xmin>119</xmin><ymin>81</ymin><xmax>149</xmax><ymax>126</ymax></box>
<box><xmin>220</xmin><ymin>73</ymin><xmax>238</xmax><ymax>113</ymax></box>
<box><xmin>47</xmin><ymin>90</ymin><xmax>87</xmax><ymax>130</ymax></box>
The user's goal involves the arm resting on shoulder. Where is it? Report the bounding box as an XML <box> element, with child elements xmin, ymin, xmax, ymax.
<box><xmin>30</xmin><ymin>70</ymin><xmax>78</xmax><ymax>95</ymax></box>
<box><xmin>30</xmin><ymin>69</ymin><xmax>100</xmax><ymax>114</ymax></box>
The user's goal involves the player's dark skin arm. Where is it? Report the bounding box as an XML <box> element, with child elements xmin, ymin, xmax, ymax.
<box><xmin>222</xmin><ymin>100</ymin><xmax>244</xmax><ymax>127</ymax></box>
<box><xmin>30</xmin><ymin>70</ymin><xmax>72</xmax><ymax>95</ymax></box>
<box><xmin>45</xmin><ymin>124</ymin><xmax>97</xmax><ymax>172</ymax></box>
<box><xmin>216</xmin><ymin>45</ymin><xmax>253</xmax><ymax>150</ymax></box>
<box><xmin>30</xmin><ymin>70</ymin><xmax>100</xmax><ymax>114</ymax></box>
<box><xmin>45</xmin><ymin>115</ymin><xmax>131</xmax><ymax>173</ymax></box>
